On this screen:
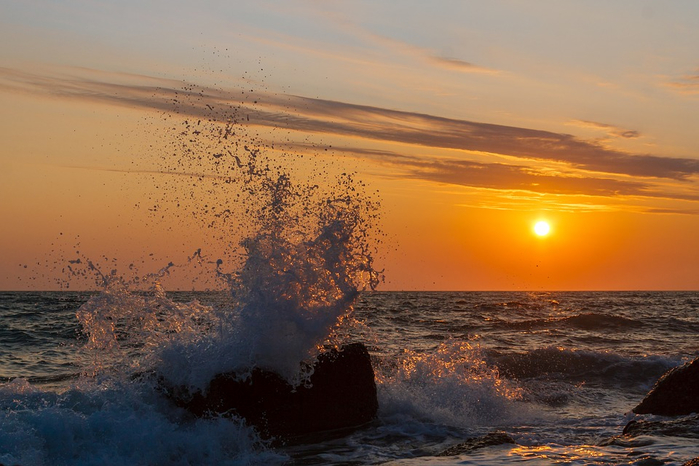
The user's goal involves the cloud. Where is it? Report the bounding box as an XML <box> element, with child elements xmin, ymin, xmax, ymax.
<box><xmin>53</xmin><ymin>164</ymin><xmax>236</xmax><ymax>182</ymax></box>
<box><xmin>645</xmin><ymin>208</ymin><xmax>699</xmax><ymax>215</ymax></box>
<box><xmin>308</xmin><ymin>9</ymin><xmax>499</xmax><ymax>75</ymax></box>
<box><xmin>426</xmin><ymin>55</ymin><xmax>498</xmax><ymax>74</ymax></box>
<box><xmin>663</xmin><ymin>69</ymin><xmax>699</xmax><ymax>94</ymax></box>
<box><xmin>371</xmin><ymin>33</ymin><xmax>498</xmax><ymax>74</ymax></box>
<box><xmin>3</xmin><ymin>65</ymin><xmax>699</xmax><ymax>195</ymax></box>
<box><xmin>302</xmin><ymin>144</ymin><xmax>699</xmax><ymax>202</ymax></box>
<box><xmin>568</xmin><ymin>120</ymin><xmax>640</xmax><ymax>139</ymax></box>
<box><xmin>254</xmin><ymin>94</ymin><xmax>698</xmax><ymax>180</ymax></box>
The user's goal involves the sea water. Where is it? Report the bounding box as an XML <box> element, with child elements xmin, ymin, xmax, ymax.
<box><xmin>1</xmin><ymin>290</ymin><xmax>699</xmax><ymax>465</ymax></box>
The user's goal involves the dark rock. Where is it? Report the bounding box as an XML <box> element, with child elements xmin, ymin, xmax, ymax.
<box><xmin>622</xmin><ymin>414</ymin><xmax>699</xmax><ymax>439</ymax></box>
<box><xmin>164</xmin><ymin>342</ymin><xmax>378</xmax><ymax>441</ymax></box>
<box><xmin>633</xmin><ymin>357</ymin><xmax>699</xmax><ymax>416</ymax></box>
<box><xmin>436</xmin><ymin>431</ymin><xmax>515</xmax><ymax>456</ymax></box>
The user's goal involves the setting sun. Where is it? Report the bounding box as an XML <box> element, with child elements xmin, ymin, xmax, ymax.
<box><xmin>534</xmin><ymin>221</ymin><xmax>551</xmax><ymax>236</ymax></box>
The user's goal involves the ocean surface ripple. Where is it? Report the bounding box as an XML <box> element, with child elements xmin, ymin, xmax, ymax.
<box><xmin>2</xmin><ymin>291</ymin><xmax>699</xmax><ymax>465</ymax></box>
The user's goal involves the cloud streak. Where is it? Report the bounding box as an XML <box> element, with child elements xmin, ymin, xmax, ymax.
<box><xmin>297</xmin><ymin>144</ymin><xmax>699</xmax><ymax>202</ymax></box>
<box><xmin>2</xmin><ymin>66</ymin><xmax>698</xmax><ymax>204</ymax></box>
<box><xmin>256</xmin><ymin>94</ymin><xmax>699</xmax><ymax>180</ymax></box>
<box><xmin>366</xmin><ymin>33</ymin><xmax>499</xmax><ymax>74</ymax></box>
<box><xmin>309</xmin><ymin>9</ymin><xmax>499</xmax><ymax>75</ymax></box>
<box><xmin>426</xmin><ymin>55</ymin><xmax>497</xmax><ymax>74</ymax></box>
<box><xmin>664</xmin><ymin>70</ymin><xmax>699</xmax><ymax>94</ymax></box>
<box><xmin>568</xmin><ymin>120</ymin><xmax>641</xmax><ymax>139</ymax></box>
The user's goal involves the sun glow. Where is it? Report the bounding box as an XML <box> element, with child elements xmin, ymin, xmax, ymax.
<box><xmin>534</xmin><ymin>221</ymin><xmax>551</xmax><ymax>236</ymax></box>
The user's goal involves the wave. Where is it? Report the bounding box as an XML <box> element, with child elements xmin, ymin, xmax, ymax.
<box><xmin>375</xmin><ymin>339</ymin><xmax>532</xmax><ymax>429</ymax></box>
<box><xmin>4</xmin><ymin>372</ymin><xmax>81</xmax><ymax>386</ymax></box>
<box><xmin>487</xmin><ymin>347</ymin><xmax>678</xmax><ymax>388</ymax></box>
<box><xmin>496</xmin><ymin>312</ymin><xmax>645</xmax><ymax>332</ymax></box>
<box><xmin>561</xmin><ymin>313</ymin><xmax>644</xmax><ymax>330</ymax></box>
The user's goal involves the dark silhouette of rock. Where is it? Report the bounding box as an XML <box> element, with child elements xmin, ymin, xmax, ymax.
<box><xmin>622</xmin><ymin>414</ymin><xmax>699</xmax><ymax>439</ymax></box>
<box><xmin>164</xmin><ymin>342</ymin><xmax>378</xmax><ymax>441</ymax></box>
<box><xmin>633</xmin><ymin>357</ymin><xmax>699</xmax><ymax>416</ymax></box>
<box><xmin>436</xmin><ymin>431</ymin><xmax>515</xmax><ymax>456</ymax></box>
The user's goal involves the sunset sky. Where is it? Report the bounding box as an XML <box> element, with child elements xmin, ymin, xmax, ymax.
<box><xmin>1</xmin><ymin>1</ymin><xmax>698</xmax><ymax>291</ymax></box>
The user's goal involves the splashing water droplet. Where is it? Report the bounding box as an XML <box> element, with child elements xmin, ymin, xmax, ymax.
<box><xmin>72</xmin><ymin>79</ymin><xmax>384</xmax><ymax>390</ymax></box>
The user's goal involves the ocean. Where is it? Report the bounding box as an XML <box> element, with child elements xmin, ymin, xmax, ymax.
<box><xmin>1</xmin><ymin>290</ymin><xmax>698</xmax><ymax>465</ymax></box>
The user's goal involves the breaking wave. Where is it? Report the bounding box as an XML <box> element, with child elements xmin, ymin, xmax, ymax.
<box><xmin>376</xmin><ymin>339</ymin><xmax>528</xmax><ymax>429</ymax></box>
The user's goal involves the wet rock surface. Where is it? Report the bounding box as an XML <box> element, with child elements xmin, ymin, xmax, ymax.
<box><xmin>633</xmin><ymin>357</ymin><xmax>699</xmax><ymax>416</ymax></box>
<box><xmin>163</xmin><ymin>342</ymin><xmax>378</xmax><ymax>441</ymax></box>
<box><xmin>622</xmin><ymin>414</ymin><xmax>699</xmax><ymax>439</ymax></box>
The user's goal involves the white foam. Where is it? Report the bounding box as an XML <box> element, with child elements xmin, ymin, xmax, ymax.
<box><xmin>376</xmin><ymin>338</ymin><xmax>531</xmax><ymax>429</ymax></box>
<box><xmin>0</xmin><ymin>379</ymin><xmax>287</xmax><ymax>466</ymax></box>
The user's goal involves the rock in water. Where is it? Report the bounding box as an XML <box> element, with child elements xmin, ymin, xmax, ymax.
<box><xmin>622</xmin><ymin>414</ymin><xmax>699</xmax><ymax>439</ymax></box>
<box><xmin>436</xmin><ymin>432</ymin><xmax>515</xmax><ymax>456</ymax></box>
<box><xmin>633</xmin><ymin>357</ymin><xmax>699</xmax><ymax>416</ymax></box>
<box><xmin>166</xmin><ymin>342</ymin><xmax>378</xmax><ymax>440</ymax></box>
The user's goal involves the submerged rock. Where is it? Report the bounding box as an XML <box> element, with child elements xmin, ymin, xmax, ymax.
<box><xmin>436</xmin><ymin>431</ymin><xmax>515</xmax><ymax>456</ymax></box>
<box><xmin>163</xmin><ymin>342</ymin><xmax>378</xmax><ymax>441</ymax></box>
<box><xmin>622</xmin><ymin>414</ymin><xmax>699</xmax><ymax>439</ymax></box>
<box><xmin>633</xmin><ymin>357</ymin><xmax>699</xmax><ymax>416</ymax></box>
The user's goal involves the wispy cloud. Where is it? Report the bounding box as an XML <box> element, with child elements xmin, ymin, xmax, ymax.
<box><xmin>645</xmin><ymin>208</ymin><xmax>699</xmax><ymax>215</ymax></box>
<box><xmin>255</xmin><ymin>94</ymin><xmax>698</xmax><ymax>180</ymax></box>
<box><xmin>568</xmin><ymin>119</ymin><xmax>640</xmax><ymax>139</ymax></box>
<box><xmin>366</xmin><ymin>32</ymin><xmax>499</xmax><ymax>75</ymax></box>
<box><xmin>309</xmin><ymin>8</ymin><xmax>499</xmax><ymax>75</ymax></box>
<box><xmin>296</xmin><ymin>143</ymin><xmax>699</xmax><ymax>202</ymax></box>
<box><xmin>663</xmin><ymin>68</ymin><xmax>699</xmax><ymax>95</ymax></box>
<box><xmin>426</xmin><ymin>56</ymin><xmax>496</xmax><ymax>73</ymax></box>
<box><xmin>2</xmin><ymin>66</ymin><xmax>698</xmax><ymax>204</ymax></box>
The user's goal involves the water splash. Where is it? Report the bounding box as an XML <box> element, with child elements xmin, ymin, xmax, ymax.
<box><xmin>228</xmin><ymin>171</ymin><xmax>381</xmax><ymax>379</ymax></box>
<box><xmin>377</xmin><ymin>338</ymin><xmax>525</xmax><ymax>428</ymax></box>
<box><xmin>72</xmin><ymin>80</ymin><xmax>383</xmax><ymax>389</ymax></box>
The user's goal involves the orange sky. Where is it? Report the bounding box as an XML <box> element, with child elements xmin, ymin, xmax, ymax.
<box><xmin>1</xmin><ymin>2</ymin><xmax>699</xmax><ymax>291</ymax></box>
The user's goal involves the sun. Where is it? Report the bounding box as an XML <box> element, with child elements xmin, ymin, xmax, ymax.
<box><xmin>534</xmin><ymin>220</ymin><xmax>550</xmax><ymax>237</ymax></box>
